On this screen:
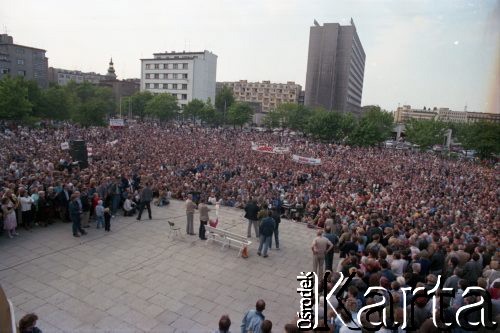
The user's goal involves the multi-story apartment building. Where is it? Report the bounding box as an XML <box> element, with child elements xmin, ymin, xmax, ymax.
<box><xmin>140</xmin><ymin>50</ymin><xmax>217</xmax><ymax>107</ymax></box>
<box><xmin>217</xmin><ymin>80</ymin><xmax>302</xmax><ymax>113</ymax></box>
<box><xmin>305</xmin><ymin>20</ymin><xmax>366</xmax><ymax>116</ymax></box>
<box><xmin>0</xmin><ymin>34</ymin><xmax>48</xmax><ymax>88</ymax></box>
<box><xmin>394</xmin><ymin>105</ymin><xmax>500</xmax><ymax>124</ymax></box>
<box><xmin>48</xmin><ymin>67</ymin><xmax>108</xmax><ymax>86</ymax></box>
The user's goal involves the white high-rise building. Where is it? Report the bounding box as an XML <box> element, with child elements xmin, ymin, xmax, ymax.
<box><xmin>140</xmin><ymin>50</ymin><xmax>217</xmax><ymax>107</ymax></box>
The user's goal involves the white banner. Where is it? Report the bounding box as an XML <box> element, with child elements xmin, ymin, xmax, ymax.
<box><xmin>109</xmin><ymin>118</ymin><xmax>125</xmax><ymax>128</ymax></box>
<box><xmin>292</xmin><ymin>154</ymin><xmax>322</xmax><ymax>165</ymax></box>
<box><xmin>251</xmin><ymin>142</ymin><xmax>290</xmax><ymax>154</ymax></box>
<box><xmin>61</xmin><ymin>142</ymin><xmax>69</xmax><ymax>150</ymax></box>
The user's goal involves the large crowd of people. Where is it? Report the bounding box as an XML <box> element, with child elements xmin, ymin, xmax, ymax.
<box><xmin>0</xmin><ymin>121</ymin><xmax>498</xmax><ymax>332</ymax></box>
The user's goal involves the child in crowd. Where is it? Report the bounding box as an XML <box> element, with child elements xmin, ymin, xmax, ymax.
<box><xmin>104</xmin><ymin>207</ymin><xmax>112</xmax><ymax>232</ymax></box>
<box><xmin>95</xmin><ymin>200</ymin><xmax>104</xmax><ymax>229</ymax></box>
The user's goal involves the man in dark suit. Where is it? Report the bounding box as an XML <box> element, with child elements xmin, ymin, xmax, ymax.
<box><xmin>244</xmin><ymin>198</ymin><xmax>259</xmax><ymax>238</ymax></box>
<box><xmin>136</xmin><ymin>183</ymin><xmax>153</xmax><ymax>221</ymax></box>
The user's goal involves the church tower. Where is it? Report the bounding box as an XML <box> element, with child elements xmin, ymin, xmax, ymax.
<box><xmin>106</xmin><ymin>58</ymin><xmax>117</xmax><ymax>80</ymax></box>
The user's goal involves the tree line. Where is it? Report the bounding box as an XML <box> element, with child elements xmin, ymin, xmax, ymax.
<box><xmin>1</xmin><ymin>77</ymin><xmax>498</xmax><ymax>158</ymax></box>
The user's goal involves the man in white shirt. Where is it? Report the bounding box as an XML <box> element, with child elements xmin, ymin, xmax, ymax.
<box><xmin>20</xmin><ymin>191</ymin><xmax>34</xmax><ymax>230</ymax></box>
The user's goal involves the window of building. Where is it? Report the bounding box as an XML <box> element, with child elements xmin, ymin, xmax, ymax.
<box><xmin>173</xmin><ymin>63</ymin><xmax>178</xmax><ymax>69</ymax></box>
<box><xmin>182</xmin><ymin>63</ymin><xmax>188</xmax><ymax>69</ymax></box>
<box><xmin>154</xmin><ymin>64</ymin><xmax>159</xmax><ymax>69</ymax></box>
<box><xmin>181</xmin><ymin>94</ymin><xmax>187</xmax><ymax>100</ymax></box>
<box><xmin>163</xmin><ymin>63</ymin><xmax>168</xmax><ymax>69</ymax></box>
<box><xmin>145</xmin><ymin>83</ymin><xmax>150</xmax><ymax>88</ymax></box>
<box><xmin>154</xmin><ymin>83</ymin><xmax>159</xmax><ymax>89</ymax></box>
<box><xmin>146</xmin><ymin>64</ymin><xmax>151</xmax><ymax>69</ymax></box>
<box><xmin>146</xmin><ymin>74</ymin><xmax>151</xmax><ymax>79</ymax></box>
<box><xmin>163</xmin><ymin>83</ymin><xmax>168</xmax><ymax>89</ymax></box>
<box><xmin>1</xmin><ymin>68</ymin><xmax>9</xmax><ymax>74</ymax></box>
<box><xmin>173</xmin><ymin>73</ymin><xmax>178</xmax><ymax>79</ymax></box>
<box><xmin>173</xmin><ymin>83</ymin><xmax>178</xmax><ymax>89</ymax></box>
<box><xmin>154</xmin><ymin>73</ymin><xmax>159</xmax><ymax>79</ymax></box>
<box><xmin>163</xmin><ymin>73</ymin><xmax>168</xmax><ymax>79</ymax></box>
<box><xmin>17</xmin><ymin>59</ymin><xmax>24</xmax><ymax>65</ymax></box>
<box><xmin>17</xmin><ymin>70</ymin><xmax>25</xmax><ymax>76</ymax></box>
<box><xmin>182</xmin><ymin>84</ymin><xmax>187</xmax><ymax>90</ymax></box>
<box><xmin>182</xmin><ymin>73</ymin><xmax>188</xmax><ymax>79</ymax></box>
<box><xmin>16</xmin><ymin>48</ymin><xmax>24</xmax><ymax>54</ymax></box>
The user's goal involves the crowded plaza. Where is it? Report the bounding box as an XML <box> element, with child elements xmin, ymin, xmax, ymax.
<box><xmin>0</xmin><ymin>121</ymin><xmax>499</xmax><ymax>332</ymax></box>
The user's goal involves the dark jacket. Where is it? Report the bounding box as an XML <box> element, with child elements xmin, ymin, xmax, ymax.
<box><xmin>259</xmin><ymin>217</ymin><xmax>275</xmax><ymax>237</ymax></box>
<box><xmin>140</xmin><ymin>186</ymin><xmax>153</xmax><ymax>202</ymax></box>
<box><xmin>69</xmin><ymin>200</ymin><xmax>80</xmax><ymax>220</ymax></box>
<box><xmin>244</xmin><ymin>201</ymin><xmax>259</xmax><ymax>220</ymax></box>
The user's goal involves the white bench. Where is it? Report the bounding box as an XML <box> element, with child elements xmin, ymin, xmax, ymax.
<box><xmin>206</xmin><ymin>225</ymin><xmax>251</xmax><ymax>257</ymax></box>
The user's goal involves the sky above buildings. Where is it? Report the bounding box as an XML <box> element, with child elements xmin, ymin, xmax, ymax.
<box><xmin>1</xmin><ymin>0</ymin><xmax>498</xmax><ymax>113</ymax></box>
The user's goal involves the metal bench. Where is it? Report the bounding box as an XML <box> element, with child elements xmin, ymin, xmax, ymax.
<box><xmin>206</xmin><ymin>225</ymin><xmax>251</xmax><ymax>257</ymax></box>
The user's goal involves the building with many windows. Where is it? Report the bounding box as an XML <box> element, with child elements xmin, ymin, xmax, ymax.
<box><xmin>394</xmin><ymin>105</ymin><xmax>500</xmax><ymax>124</ymax></box>
<box><xmin>217</xmin><ymin>80</ymin><xmax>302</xmax><ymax>113</ymax></box>
<box><xmin>304</xmin><ymin>20</ymin><xmax>365</xmax><ymax>116</ymax></box>
<box><xmin>48</xmin><ymin>67</ymin><xmax>108</xmax><ymax>86</ymax></box>
<box><xmin>140</xmin><ymin>50</ymin><xmax>217</xmax><ymax>107</ymax></box>
<box><xmin>0</xmin><ymin>34</ymin><xmax>48</xmax><ymax>88</ymax></box>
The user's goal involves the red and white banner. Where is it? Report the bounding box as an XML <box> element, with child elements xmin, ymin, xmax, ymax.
<box><xmin>292</xmin><ymin>154</ymin><xmax>322</xmax><ymax>165</ymax></box>
<box><xmin>251</xmin><ymin>142</ymin><xmax>290</xmax><ymax>154</ymax></box>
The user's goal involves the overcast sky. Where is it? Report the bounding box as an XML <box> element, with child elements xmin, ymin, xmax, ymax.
<box><xmin>1</xmin><ymin>0</ymin><xmax>498</xmax><ymax>112</ymax></box>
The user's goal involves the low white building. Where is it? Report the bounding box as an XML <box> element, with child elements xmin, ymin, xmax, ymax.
<box><xmin>140</xmin><ymin>50</ymin><xmax>217</xmax><ymax>107</ymax></box>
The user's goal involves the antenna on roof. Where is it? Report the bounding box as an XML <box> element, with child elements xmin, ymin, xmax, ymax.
<box><xmin>3</xmin><ymin>25</ymin><xmax>8</xmax><ymax>34</ymax></box>
<box><xmin>313</xmin><ymin>19</ymin><xmax>320</xmax><ymax>26</ymax></box>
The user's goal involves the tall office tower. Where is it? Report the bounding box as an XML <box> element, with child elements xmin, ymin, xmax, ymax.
<box><xmin>305</xmin><ymin>20</ymin><xmax>366</xmax><ymax>116</ymax></box>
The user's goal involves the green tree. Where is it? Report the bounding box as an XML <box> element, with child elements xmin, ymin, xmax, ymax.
<box><xmin>348</xmin><ymin>106</ymin><xmax>394</xmax><ymax>146</ymax></box>
<box><xmin>404</xmin><ymin>119</ymin><xmax>446</xmax><ymax>149</ymax></box>
<box><xmin>262</xmin><ymin>108</ymin><xmax>286</xmax><ymax>129</ymax></box>
<box><xmin>198</xmin><ymin>100</ymin><xmax>220</xmax><ymax>126</ymax></box>
<box><xmin>67</xmin><ymin>82</ymin><xmax>115</xmax><ymax>126</ymax></box>
<box><xmin>306</xmin><ymin>109</ymin><xmax>338</xmax><ymax>141</ymax></box>
<box><xmin>227</xmin><ymin>102</ymin><xmax>253</xmax><ymax>128</ymax></box>
<box><xmin>129</xmin><ymin>91</ymin><xmax>154</xmax><ymax>120</ymax></box>
<box><xmin>38</xmin><ymin>85</ymin><xmax>74</xmax><ymax>120</ymax></box>
<box><xmin>145</xmin><ymin>93</ymin><xmax>179</xmax><ymax>124</ymax></box>
<box><xmin>72</xmin><ymin>98</ymin><xmax>109</xmax><ymax>126</ymax></box>
<box><xmin>215</xmin><ymin>86</ymin><xmax>235</xmax><ymax>123</ymax></box>
<box><xmin>281</xmin><ymin>103</ymin><xmax>314</xmax><ymax>132</ymax></box>
<box><xmin>0</xmin><ymin>76</ymin><xmax>32</xmax><ymax>121</ymax></box>
<box><xmin>456</xmin><ymin>122</ymin><xmax>500</xmax><ymax>159</ymax></box>
<box><xmin>23</xmin><ymin>79</ymin><xmax>44</xmax><ymax>118</ymax></box>
<box><xmin>183</xmin><ymin>99</ymin><xmax>205</xmax><ymax>122</ymax></box>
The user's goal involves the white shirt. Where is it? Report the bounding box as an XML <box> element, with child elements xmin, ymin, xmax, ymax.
<box><xmin>20</xmin><ymin>196</ymin><xmax>34</xmax><ymax>212</ymax></box>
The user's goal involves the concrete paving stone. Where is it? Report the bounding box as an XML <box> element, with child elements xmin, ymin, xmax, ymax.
<box><xmin>18</xmin><ymin>297</ymin><xmax>46</xmax><ymax>313</ymax></box>
<box><xmin>193</xmin><ymin>298</ymin><xmax>217</xmax><ymax>313</ymax></box>
<box><xmin>94</xmin><ymin>314</ymin><xmax>138</xmax><ymax>332</ymax></box>
<box><xmin>44</xmin><ymin>309</ymin><xmax>83</xmax><ymax>331</ymax></box>
<box><xmin>106</xmin><ymin>303</ymin><xmax>131</xmax><ymax>318</ymax></box>
<box><xmin>35</xmin><ymin>302</ymin><xmax>61</xmax><ymax>317</ymax></box>
<box><xmin>137</xmin><ymin>303</ymin><xmax>166</xmax><ymax>318</ymax></box>
<box><xmin>0</xmin><ymin>200</ymin><xmax>327</xmax><ymax>332</ymax></box>
<box><xmin>155</xmin><ymin>309</ymin><xmax>181</xmax><ymax>325</ymax></box>
<box><xmin>45</xmin><ymin>291</ymin><xmax>71</xmax><ymax>306</ymax></box>
<box><xmin>122</xmin><ymin>309</ymin><xmax>158</xmax><ymax>332</ymax></box>
<box><xmin>83</xmin><ymin>291</ymin><xmax>116</xmax><ymax>311</ymax></box>
<box><xmin>192</xmin><ymin>310</ymin><xmax>215</xmax><ymax>327</ymax></box>
<box><xmin>60</xmin><ymin>297</ymin><xmax>96</xmax><ymax>318</ymax></box>
<box><xmin>148</xmin><ymin>293</ymin><xmax>171</xmax><ymax>307</ymax></box>
<box><xmin>169</xmin><ymin>316</ymin><xmax>197</xmax><ymax>330</ymax></box>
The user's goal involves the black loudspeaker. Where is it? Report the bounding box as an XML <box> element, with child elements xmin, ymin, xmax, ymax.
<box><xmin>69</xmin><ymin>140</ymin><xmax>88</xmax><ymax>169</ymax></box>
